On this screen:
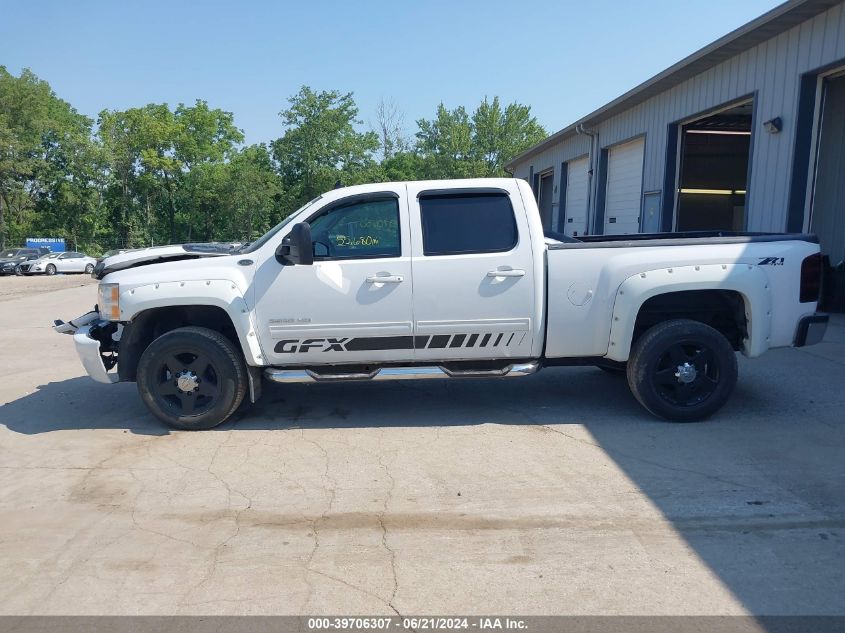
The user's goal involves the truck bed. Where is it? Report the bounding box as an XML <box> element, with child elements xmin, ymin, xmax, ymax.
<box><xmin>542</xmin><ymin>232</ymin><xmax>821</xmax><ymax>361</ymax></box>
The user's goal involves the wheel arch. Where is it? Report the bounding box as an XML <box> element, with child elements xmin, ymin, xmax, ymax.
<box><xmin>606</xmin><ymin>264</ymin><xmax>772</xmax><ymax>362</ymax></box>
<box><xmin>117</xmin><ymin>284</ymin><xmax>263</xmax><ymax>382</ymax></box>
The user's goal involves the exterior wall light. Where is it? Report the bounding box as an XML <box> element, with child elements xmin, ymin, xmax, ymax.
<box><xmin>763</xmin><ymin>117</ymin><xmax>783</xmax><ymax>134</ymax></box>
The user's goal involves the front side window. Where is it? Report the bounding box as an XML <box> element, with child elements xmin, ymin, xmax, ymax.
<box><xmin>420</xmin><ymin>192</ymin><xmax>518</xmax><ymax>256</ymax></box>
<box><xmin>308</xmin><ymin>197</ymin><xmax>401</xmax><ymax>260</ymax></box>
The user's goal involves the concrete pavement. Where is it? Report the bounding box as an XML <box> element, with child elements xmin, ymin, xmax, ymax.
<box><xmin>0</xmin><ymin>282</ymin><xmax>843</xmax><ymax>615</ymax></box>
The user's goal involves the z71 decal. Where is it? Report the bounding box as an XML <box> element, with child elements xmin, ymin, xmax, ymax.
<box><xmin>274</xmin><ymin>333</ymin><xmax>523</xmax><ymax>353</ymax></box>
<box><xmin>759</xmin><ymin>257</ymin><xmax>785</xmax><ymax>266</ymax></box>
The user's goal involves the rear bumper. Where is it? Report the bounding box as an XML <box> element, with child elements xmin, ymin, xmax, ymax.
<box><xmin>793</xmin><ymin>313</ymin><xmax>829</xmax><ymax>347</ymax></box>
<box><xmin>73</xmin><ymin>325</ymin><xmax>119</xmax><ymax>384</ymax></box>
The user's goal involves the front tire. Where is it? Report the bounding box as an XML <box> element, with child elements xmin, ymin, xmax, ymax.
<box><xmin>14</xmin><ymin>266</ymin><xmax>23</xmax><ymax>276</ymax></box>
<box><xmin>137</xmin><ymin>326</ymin><xmax>247</xmax><ymax>430</ymax></box>
<box><xmin>45</xmin><ymin>264</ymin><xmax>56</xmax><ymax>276</ymax></box>
<box><xmin>627</xmin><ymin>319</ymin><xmax>737</xmax><ymax>422</ymax></box>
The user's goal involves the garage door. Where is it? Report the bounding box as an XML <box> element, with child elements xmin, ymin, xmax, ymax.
<box><xmin>564</xmin><ymin>156</ymin><xmax>589</xmax><ymax>237</ymax></box>
<box><xmin>604</xmin><ymin>137</ymin><xmax>645</xmax><ymax>235</ymax></box>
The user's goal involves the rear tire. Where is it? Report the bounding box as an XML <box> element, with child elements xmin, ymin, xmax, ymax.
<box><xmin>137</xmin><ymin>326</ymin><xmax>247</xmax><ymax>430</ymax></box>
<box><xmin>85</xmin><ymin>263</ymin><xmax>94</xmax><ymax>274</ymax></box>
<box><xmin>626</xmin><ymin>319</ymin><xmax>737</xmax><ymax>422</ymax></box>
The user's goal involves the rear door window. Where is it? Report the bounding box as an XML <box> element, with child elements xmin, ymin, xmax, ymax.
<box><xmin>419</xmin><ymin>193</ymin><xmax>518</xmax><ymax>256</ymax></box>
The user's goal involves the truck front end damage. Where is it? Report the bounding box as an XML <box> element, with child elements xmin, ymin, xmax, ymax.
<box><xmin>54</xmin><ymin>310</ymin><xmax>121</xmax><ymax>384</ymax></box>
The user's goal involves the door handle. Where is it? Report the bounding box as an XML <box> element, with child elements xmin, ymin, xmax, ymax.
<box><xmin>487</xmin><ymin>269</ymin><xmax>526</xmax><ymax>278</ymax></box>
<box><xmin>366</xmin><ymin>274</ymin><xmax>404</xmax><ymax>283</ymax></box>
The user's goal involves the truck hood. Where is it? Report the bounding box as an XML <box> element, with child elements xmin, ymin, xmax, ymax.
<box><xmin>94</xmin><ymin>242</ymin><xmax>240</xmax><ymax>279</ymax></box>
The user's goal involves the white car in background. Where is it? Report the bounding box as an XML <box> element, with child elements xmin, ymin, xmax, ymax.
<box><xmin>20</xmin><ymin>251</ymin><xmax>97</xmax><ymax>275</ymax></box>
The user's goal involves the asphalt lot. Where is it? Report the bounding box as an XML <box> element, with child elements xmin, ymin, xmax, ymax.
<box><xmin>0</xmin><ymin>280</ymin><xmax>843</xmax><ymax>615</ymax></box>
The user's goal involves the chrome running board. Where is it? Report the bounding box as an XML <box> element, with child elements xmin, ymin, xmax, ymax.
<box><xmin>264</xmin><ymin>361</ymin><xmax>541</xmax><ymax>384</ymax></box>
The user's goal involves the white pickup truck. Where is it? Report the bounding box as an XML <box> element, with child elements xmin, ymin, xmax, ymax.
<box><xmin>55</xmin><ymin>178</ymin><xmax>828</xmax><ymax>430</ymax></box>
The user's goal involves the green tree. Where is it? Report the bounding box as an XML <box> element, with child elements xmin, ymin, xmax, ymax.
<box><xmin>174</xmin><ymin>101</ymin><xmax>243</xmax><ymax>242</ymax></box>
<box><xmin>0</xmin><ymin>66</ymin><xmax>97</xmax><ymax>249</ymax></box>
<box><xmin>272</xmin><ymin>86</ymin><xmax>379</xmax><ymax>206</ymax></box>
<box><xmin>471</xmin><ymin>96</ymin><xmax>547</xmax><ymax>176</ymax></box>
<box><xmin>225</xmin><ymin>144</ymin><xmax>282</xmax><ymax>241</ymax></box>
<box><xmin>415</xmin><ymin>103</ymin><xmax>477</xmax><ymax>179</ymax></box>
<box><xmin>98</xmin><ymin>100</ymin><xmax>243</xmax><ymax>245</ymax></box>
<box><xmin>414</xmin><ymin>97</ymin><xmax>547</xmax><ymax>180</ymax></box>
<box><xmin>97</xmin><ymin>107</ymin><xmax>148</xmax><ymax>246</ymax></box>
<box><xmin>379</xmin><ymin>151</ymin><xmax>427</xmax><ymax>182</ymax></box>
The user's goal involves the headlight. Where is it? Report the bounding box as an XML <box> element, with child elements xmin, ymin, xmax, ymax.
<box><xmin>98</xmin><ymin>283</ymin><xmax>120</xmax><ymax>320</ymax></box>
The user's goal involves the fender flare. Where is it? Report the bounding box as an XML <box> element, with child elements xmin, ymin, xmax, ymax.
<box><xmin>605</xmin><ymin>263</ymin><xmax>772</xmax><ymax>362</ymax></box>
<box><xmin>118</xmin><ymin>280</ymin><xmax>264</xmax><ymax>365</ymax></box>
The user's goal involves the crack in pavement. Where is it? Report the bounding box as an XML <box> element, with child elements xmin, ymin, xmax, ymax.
<box><xmin>377</xmin><ymin>431</ymin><xmax>401</xmax><ymax>617</ymax></box>
<box><xmin>299</xmin><ymin>431</ymin><xmax>339</xmax><ymax>613</ymax></box>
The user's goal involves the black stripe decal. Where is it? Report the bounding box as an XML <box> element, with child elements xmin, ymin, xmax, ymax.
<box><xmin>428</xmin><ymin>335</ymin><xmax>449</xmax><ymax>349</ymax></box>
<box><xmin>345</xmin><ymin>336</ymin><xmax>414</xmax><ymax>351</ymax></box>
<box><xmin>275</xmin><ymin>332</ymin><xmax>518</xmax><ymax>354</ymax></box>
<box><xmin>449</xmin><ymin>334</ymin><xmax>466</xmax><ymax>348</ymax></box>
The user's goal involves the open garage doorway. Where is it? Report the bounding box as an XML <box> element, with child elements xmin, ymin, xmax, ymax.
<box><xmin>675</xmin><ymin>101</ymin><xmax>752</xmax><ymax>231</ymax></box>
<box><xmin>809</xmin><ymin>70</ymin><xmax>845</xmax><ymax>311</ymax></box>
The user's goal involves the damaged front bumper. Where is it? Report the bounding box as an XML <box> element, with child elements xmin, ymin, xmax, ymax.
<box><xmin>54</xmin><ymin>311</ymin><xmax>120</xmax><ymax>384</ymax></box>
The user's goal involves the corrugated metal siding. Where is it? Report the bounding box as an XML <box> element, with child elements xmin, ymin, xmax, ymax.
<box><xmin>512</xmin><ymin>2</ymin><xmax>845</xmax><ymax>233</ymax></box>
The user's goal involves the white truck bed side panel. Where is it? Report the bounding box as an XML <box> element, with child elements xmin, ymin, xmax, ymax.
<box><xmin>544</xmin><ymin>239</ymin><xmax>819</xmax><ymax>360</ymax></box>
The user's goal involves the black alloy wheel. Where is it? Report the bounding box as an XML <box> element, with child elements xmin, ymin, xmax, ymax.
<box><xmin>652</xmin><ymin>341</ymin><xmax>720</xmax><ymax>407</ymax></box>
<box><xmin>627</xmin><ymin>319</ymin><xmax>738</xmax><ymax>422</ymax></box>
<box><xmin>137</xmin><ymin>326</ymin><xmax>247</xmax><ymax>430</ymax></box>
<box><xmin>152</xmin><ymin>350</ymin><xmax>222</xmax><ymax>417</ymax></box>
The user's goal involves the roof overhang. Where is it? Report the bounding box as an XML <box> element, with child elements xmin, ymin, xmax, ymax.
<box><xmin>506</xmin><ymin>0</ymin><xmax>842</xmax><ymax>170</ymax></box>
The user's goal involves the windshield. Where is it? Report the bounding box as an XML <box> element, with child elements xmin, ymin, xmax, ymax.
<box><xmin>239</xmin><ymin>196</ymin><xmax>322</xmax><ymax>254</ymax></box>
<box><xmin>42</xmin><ymin>252</ymin><xmax>61</xmax><ymax>259</ymax></box>
<box><xmin>1</xmin><ymin>250</ymin><xmax>22</xmax><ymax>258</ymax></box>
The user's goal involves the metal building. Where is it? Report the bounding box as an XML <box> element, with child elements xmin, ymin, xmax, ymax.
<box><xmin>507</xmin><ymin>0</ymin><xmax>845</xmax><ymax>308</ymax></box>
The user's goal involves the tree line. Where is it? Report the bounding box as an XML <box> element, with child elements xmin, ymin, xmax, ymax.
<box><xmin>0</xmin><ymin>67</ymin><xmax>547</xmax><ymax>253</ymax></box>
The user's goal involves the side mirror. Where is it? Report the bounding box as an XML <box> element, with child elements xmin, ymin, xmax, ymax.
<box><xmin>275</xmin><ymin>222</ymin><xmax>314</xmax><ymax>265</ymax></box>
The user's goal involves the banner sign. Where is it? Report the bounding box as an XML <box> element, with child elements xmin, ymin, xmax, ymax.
<box><xmin>26</xmin><ymin>237</ymin><xmax>65</xmax><ymax>252</ymax></box>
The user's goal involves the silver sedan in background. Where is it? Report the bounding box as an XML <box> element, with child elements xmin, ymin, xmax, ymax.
<box><xmin>19</xmin><ymin>251</ymin><xmax>97</xmax><ymax>275</ymax></box>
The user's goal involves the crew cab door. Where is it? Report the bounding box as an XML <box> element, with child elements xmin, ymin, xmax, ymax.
<box><xmin>407</xmin><ymin>183</ymin><xmax>538</xmax><ymax>361</ymax></box>
<box><xmin>253</xmin><ymin>188</ymin><xmax>415</xmax><ymax>365</ymax></box>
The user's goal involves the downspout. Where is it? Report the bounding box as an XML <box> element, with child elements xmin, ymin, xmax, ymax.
<box><xmin>576</xmin><ymin>123</ymin><xmax>599</xmax><ymax>235</ymax></box>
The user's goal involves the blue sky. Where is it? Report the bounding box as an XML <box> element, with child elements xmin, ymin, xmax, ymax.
<box><xmin>1</xmin><ymin>0</ymin><xmax>781</xmax><ymax>145</ymax></box>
